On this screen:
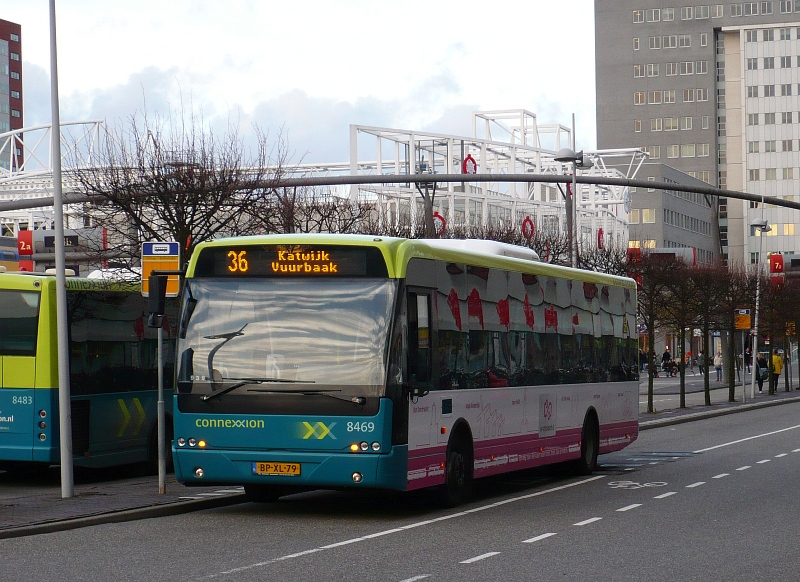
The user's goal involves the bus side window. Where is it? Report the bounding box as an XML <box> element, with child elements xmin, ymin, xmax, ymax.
<box><xmin>407</xmin><ymin>292</ymin><xmax>431</xmax><ymax>385</ymax></box>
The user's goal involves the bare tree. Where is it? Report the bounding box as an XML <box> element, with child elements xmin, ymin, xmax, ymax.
<box><xmin>715</xmin><ymin>263</ymin><xmax>756</xmax><ymax>401</ymax></box>
<box><xmin>70</xmin><ymin>110</ymin><xmax>285</xmax><ymax>270</ymax></box>
<box><xmin>661</xmin><ymin>261</ymin><xmax>701</xmax><ymax>408</ymax></box>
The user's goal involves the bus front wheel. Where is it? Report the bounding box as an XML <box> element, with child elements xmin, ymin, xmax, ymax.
<box><xmin>440</xmin><ymin>431</ymin><xmax>474</xmax><ymax>508</ymax></box>
<box><xmin>575</xmin><ymin>413</ymin><xmax>599</xmax><ymax>475</ymax></box>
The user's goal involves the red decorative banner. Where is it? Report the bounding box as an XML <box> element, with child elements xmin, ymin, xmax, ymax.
<box><xmin>467</xmin><ymin>289</ymin><xmax>484</xmax><ymax>329</ymax></box>
<box><xmin>447</xmin><ymin>289</ymin><xmax>462</xmax><ymax>331</ymax></box>
<box><xmin>523</xmin><ymin>294</ymin><xmax>535</xmax><ymax>329</ymax></box>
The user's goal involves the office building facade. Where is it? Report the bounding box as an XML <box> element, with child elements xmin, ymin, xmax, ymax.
<box><xmin>0</xmin><ymin>18</ymin><xmax>22</xmax><ymax>171</ymax></box>
<box><xmin>596</xmin><ymin>2</ymin><xmax>800</xmax><ymax>265</ymax></box>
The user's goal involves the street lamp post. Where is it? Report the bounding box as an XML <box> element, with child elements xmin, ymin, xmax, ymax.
<box><xmin>554</xmin><ymin>147</ymin><xmax>592</xmax><ymax>268</ymax></box>
<box><xmin>750</xmin><ymin>210</ymin><xmax>771</xmax><ymax>399</ymax></box>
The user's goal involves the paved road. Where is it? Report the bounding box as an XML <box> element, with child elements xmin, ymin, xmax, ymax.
<box><xmin>2</xmin><ymin>402</ymin><xmax>799</xmax><ymax>581</ymax></box>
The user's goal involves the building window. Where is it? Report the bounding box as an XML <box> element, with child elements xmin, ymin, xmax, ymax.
<box><xmin>646</xmin><ymin>145</ymin><xmax>661</xmax><ymax>158</ymax></box>
<box><xmin>748</xmin><ymin>113</ymin><xmax>759</xmax><ymax>125</ymax></box>
<box><xmin>732</xmin><ymin>3</ymin><xmax>743</xmax><ymax>16</ymax></box>
<box><xmin>634</xmin><ymin>92</ymin><xmax>646</xmax><ymax>105</ymax></box>
<box><xmin>697</xmin><ymin>5</ymin><xmax>711</xmax><ymax>18</ymax></box>
<box><xmin>649</xmin><ymin>36</ymin><xmax>662</xmax><ymax>49</ymax></box>
<box><xmin>664</xmin><ymin>7</ymin><xmax>675</xmax><ymax>19</ymax></box>
<box><xmin>665</xmin><ymin>117</ymin><xmax>679</xmax><ymax>130</ymax></box>
<box><xmin>713</xmin><ymin>4</ymin><xmax>725</xmax><ymax>16</ymax></box>
<box><xmin>642</xmin><ymin>209</ymin><xmax>656</xmax><ymax>223</ymax></box>
<box><xmin>744</xmin><ymin>2</ymin><xmax>760</xmax><ymax>14</ymax></box>
<box><xmin>765</xmin><ymin>112</ymin><xmax>776</xmax><ymax>123</ymax></box>
<box><xmin>748</xmin><ymin>141</ymin><xmax>760</xmax><ymax>153</ymax></box>
<box><xmin>785</xmin><ymin>223</ymin><xmax>795</xmax><ymax>235</ymax></box>
<box><xmin>696</xmin><ymin>60</ymin><xmax>708</xmax><ymax>74</ymax></box>
<box><xmin>679</xmin><ymin>34</ymin><xmax>692</xmax><ymax>47</ymax></box>
<box><xmin>749</xmin><ymin>168</ymin><xmax>760</xmax><ymax>180</ymax></box>
<box><xmin>718</xmin><ymin>143</ymin><xmax>727</xmax><ymax>162</ymax></box>
<box><xmin>9</xmin><ymin>52</ymin><xmax>19</xmax><ymax>62</ymax></box>
<box><xmin>647</xmin><ymin>63</ymin><xmax>660</xmax><ymax>76</ymax></box>
<box><xmin>780</xmin><ymin>27</ymin><xmax>791</xmax><ymax>40</ymax></box>
<box><xmin>10</xmin><ymin>110</ymin><xmax>19</xmax><ymax>118</ymax></box>
<box><xmin>783</xmin><ymin>139</ymin><xmax>794</xmax><ymax>150</ymax></box>
<box><xmin>664</xmin><ymin>89</ymin><xmax>676</xmax><ymax>103</ymax></box>
<box><xmin>746</xmin><ymin>30</ymin><xmax>758</xmax><ymax>42</ymax></box>
<box><xmin>681</xmin><ymin>144</ymin><xmax>696</xmax><ymax>157</ymax></box>
<box><xmin>680</xmin><ymin>116</ymin><xmax>693</xmax><ymax>130</ymax></box>
<box><xmin>765</xmin><ymin>168</ymin><xmax>777</xmax><ymax>180</ymax></box>
<box><xmin>765</xmin><ymin>140</ymin><xmax>777</xmax><ymax>152</ymax></box>
<box><xmin>680</xmin><ymin>61</ymin><xmax>695</xmax><ymax>74</ymax></box>
<box><xmin>747</xmin><ymin>85</ymin><xmax>759</xmax><ymax>97</ymax></box>
<box><xmin>682</xmin><ymin>6</ymin><xmax>694</xmax><ymax>18</ymax></box>
<box><xmin>633</xmin><ymin>10</ymin><xmax>644</xmax><ymax>22</ymax></box>
<box><xmin>648</xmin><ymin>90</ymin><xmax>663</xmax><ymax>104</ymax></box>
<box><xmin>664</xmin><ymin>35</ymin><xmax>678</xmax><ymax>48</ymax></box>
<box><xmin>646</xmin><ymin>8</ymin><xmax>661</xmax><ymax>21</ymax></box>
<box><xmin>747</xmin><ymin>57</ymin><xmax>758</xmax><ymax>70</ymax></box>
<box><xmin>634</xmin><ymin>64</ymin><xmax>645</xmax><ymax>77</ymax></box>
<box><xmin>10</xmin><ymin>90</ymin><xmax>19</xmax><ymax>99</ymax></box>
<box><xmin>762</xmin><ymin>1</ymin><xmax>774</xmax><ymax>13</ymax></box>
<box><xmin>667</xmin><ymin>144</ymin><xmax>680</xmax><ymax>158</ymax></box>
<box><xmin>764</xmin><ymin>57</ymin><xmax>775</xmax><ymax>69</ymax></box>
<box><xmin>634</xmin><ymin>119</ymin><xmax>642</xmax><ymax>132</ymax></box>
<box><xmin>683</xmin><ymin>88</ymin><xmax>695</xmax><ymax>102</ymax></box>
<box><xmin>633</xmin><ymin>37</ymin><xmax>640</xmax><ymax>50</ymax></box>
<box><xmin>701</xmin><ymin>33</ymin><xmax>709</xmax><ymax>46</ymax></box>
<box><xmin>0</xmin><ymin>83</ymin><xmax>7</xmax><ymax>95</ymax></box>
<box><xmin>781</xmin><ymin>83</ymin><xmax>792</xmax><ymax>95</ymax></box>
<box><xmin>702</xmin><ymin>115</ymin><xmax>710</xmax><ymax>129</ymax></box>
<box><xmin>781</xmin><ymin>0</ymin><xmax>794</xmax><ymax>11</ymax></box>
<box><xmin>10</xmin><ymin>72</ymin><xmax>19</xmax><ymax>80</ymax></box>
<box><xmin>9</xmin><ymin>33</ymin><xmax>19</xmax><ymax>42</ymax></box>
<box><xmin>0</xmin><ymin>103</ymin><xmax>7</xmax><ymax>114</ymax></box>
<box><xmin>784</xmin><ymin>167</ymin><xmax>795</xmax><ymax>179</ymax></box>
<box><xmin>782</xmin><ymin>112</ymin><xmax>794</xmax><ymax>123</ymax></box>
<box><xmin>666</xmin><ymin>62</ymin><xmax>678</xmax><ymax>75</ymax></box>
<box><xmin>629</xmin><ymin>209</ymin><xmax>640</xmax><ymax>224</ymax></box>
<box><xmin>651</xmin><ymin>118</ymin><xmax>663</xmax><ymax>131</ymax></box>
<box><xmin>698</xmin><ymin>144</ymin><xmax>710</xmax><ymax>156</ymax></box>
<box><xmin>764</xmin><ymin>84</ymin><xmax>776</xmax><ymax>97</ymax></box>
<box><xmin>780</xmin><ymin>56</ymin><xmax>791</xmax><ymax>68</ymax></box>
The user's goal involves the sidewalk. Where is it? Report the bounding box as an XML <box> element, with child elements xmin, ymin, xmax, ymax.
<box><xmin>2</xmin><ymin>379</ymin><xmax>800</xmax><ymax>540</ymax></box>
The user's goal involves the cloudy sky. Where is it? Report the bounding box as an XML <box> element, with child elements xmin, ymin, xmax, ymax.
<box><xmin>4</xmin><ymin>1</ymin><xmax>597</xmax><ymax>164</ymax></box>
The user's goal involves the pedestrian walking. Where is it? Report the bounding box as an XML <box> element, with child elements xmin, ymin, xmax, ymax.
<box><xmin>771</xmin><ymin>349</ymin><xmax>784</xmax><ymax>393</ymax></box>
<box><xmin>744</xmin><ymin>346</ymin><xmax>752</xmax><ymax>373</ymax></box>
<box><xmin>756</xmin><ymin>352</ymin><xmax>768</xmax><ymax>393</ymax></box>
<box><xmin>698</xmin><ymin>350</ymin><xmax>705</xmax><ymax>376</ymax></box>
<box><xmin>714</xmin><ymin>351</ymin><xmax>723</xmax><ymax>382</ymax></box>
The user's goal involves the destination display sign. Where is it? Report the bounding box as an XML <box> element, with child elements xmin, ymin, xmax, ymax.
<box><xmin>193</xmin><ymin>245</ymin><xmax>389</xmax><ymax>278</ymax></box>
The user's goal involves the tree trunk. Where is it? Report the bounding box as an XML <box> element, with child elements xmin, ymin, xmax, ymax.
<box><xmin>679</xmin><ymin>327</ymin><xmax>686</xmax><ymax>408</ymax></box>
<box><xmin>648</xmin><ymin>320</ymin><xmax>656</xmax><ymax>414</ymax></box>
<box><xmin>703</xmin><ymin>322</ymin><xmax>711</xmax><ymax>406</ymax></box>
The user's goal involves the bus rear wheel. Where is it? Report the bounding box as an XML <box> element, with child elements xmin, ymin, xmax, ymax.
<box><xmin>439</xmin><ymin>434</ymin><xmax>473</xmax><ymax>508</ymax></box>
<box><xmin>244</xmin><ymin>484</ymin><xmax>285</xmax><ymax>503</ymax></box>
<box><xmin>575</xmin><ymin>413</ymin><xmax>599</xmax><ymax>475</ymax></box>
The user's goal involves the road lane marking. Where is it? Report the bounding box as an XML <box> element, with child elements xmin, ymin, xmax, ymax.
<box><xmin>460</xmin><ymin>552</ymin><xmax>500</xmax><ymax>564</ymax></box>
<box><xmin>399</xmin><ymin>576</ymin><xmax>431</xmax><ymax>582</ymax></box>
<box><xmin>523</xmin><ymin>533</ymin><xmax>557</xmax><ymax>543</ymax></box>
<box><xmin>199</xmin><ymin>475</ymin><xmax>606</xmax><ymax>579</ymax></box>
<box><xmin>712</xmin><ymin>473</ymin><xmax>729</xmax><ymax>479</ymax></box>
<box><xmin>757</xmin><ymin>460</ymin><xmax>771</xmax><ymax>464</ymax></box>
<box><xmin>654</xmin><ymin>492</ymin><xmax>676</xmax><ymax>499</ymax></box>
<box><xmin>574</xmin><ymin>517</ymin><xmax>602</xmax><ymax>526</ymax></box>
<box><xmin>736</xmin><ymin>466</ymin><xmax>751</xmax><ymax>471</ymax></box>
<box><xmin>793</xmin><ymin>449</ymin><xmax>800</xmax><ymax>453</ymax></box>
<box><xmin>686</xmin><ymin>482</ymin><xmax>705</xmax><ymax>488</ymax></box>
<box><xmin>775</xmin><ymin>453</ymin><xmax>787</xmax><ymax>458</ymax></box>
<box><xmin>693</xmin><ymin>424</ymin><xmax>800</xmax><ymax>454</ymax></box>
<box><xmin>617</xmin><ymin>504</ymin><xmax>642</xmax><ymax>512</ymax></box>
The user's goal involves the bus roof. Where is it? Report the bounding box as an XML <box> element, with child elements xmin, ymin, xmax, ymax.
<box><xmin>188</xmin><ymin>234</ymin><xmax>636</xmax><ymax>289</ymax></box>
<box><xmin>0</xmin><ymin>271</ymin><xmax>141</xmax><ymax>293</ymax></box>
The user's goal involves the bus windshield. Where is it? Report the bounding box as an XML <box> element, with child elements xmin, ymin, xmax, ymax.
<box><xmin>177</xmin><ymin>278</ymin><xmax>397</xmax><ymax>398</ymax></box>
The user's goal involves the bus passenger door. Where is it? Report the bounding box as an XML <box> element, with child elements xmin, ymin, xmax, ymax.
<box><xmin>407</xmin><ymin>290</ymin><xmax>433</xmax><ymax>396</ymax></box>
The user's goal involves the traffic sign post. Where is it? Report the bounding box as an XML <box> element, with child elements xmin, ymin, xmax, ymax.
<box><xmin>142</xmin><ymin>242</ymin><xmax>181</xmax><ymax>297</ymax></box>
<box><xmin>735</xmin><ymin>309</ymin><xmax>751</xmax><ymax>402</ymax></box>
<box><xmin>141</xmin><ymin>242</ymin><xmax>181</xmax><ymax>494</ymax></box>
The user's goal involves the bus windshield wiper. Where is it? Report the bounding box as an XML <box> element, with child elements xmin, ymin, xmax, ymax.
<box><xmin>247</xmin><ymin>387</ymin><xmax>366</xmax><ymax>405</ymax></box>
<box><xmin>201</xmin><ymin>377</ymin><xmax>313</xmax><ymax>401</ymax></box>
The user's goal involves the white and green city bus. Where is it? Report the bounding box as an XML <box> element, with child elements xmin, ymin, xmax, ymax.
<box><xmin>171</xmin><ymin>234</ymin><xmax>639</xmax><ymax>504</ymax></box>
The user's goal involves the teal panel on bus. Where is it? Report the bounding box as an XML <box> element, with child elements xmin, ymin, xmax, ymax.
<box><xmin>0</xmin><ymin>388</ymin><xmax>35</xmax><ymax>461</ymax></box>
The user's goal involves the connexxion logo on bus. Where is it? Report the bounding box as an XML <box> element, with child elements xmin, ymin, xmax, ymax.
<box><xmin>195</xmin><ymin>419</ymin><xmax>265</xmax><ymax>428</ymax></box>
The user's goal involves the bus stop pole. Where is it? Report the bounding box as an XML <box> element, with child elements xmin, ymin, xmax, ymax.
<box><xmin>50</xmin><ymin>0</ymin><xmax>74</xmax><ymax>498</ymax></box>
<box><xmin>741</xmin><ymin>331</ymin><xmax>746</xmax><ymax>404</ymax></box>
<box><xmin>157</xmin><ymin>324</ymin><xmax>166</xmax><ymax>494</ymax></box>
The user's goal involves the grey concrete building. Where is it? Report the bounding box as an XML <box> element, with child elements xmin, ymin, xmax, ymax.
<box><xmin>596</xmin><ymin>2</ymin><xmax>800</xmax><ymax>266</ymax></box>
